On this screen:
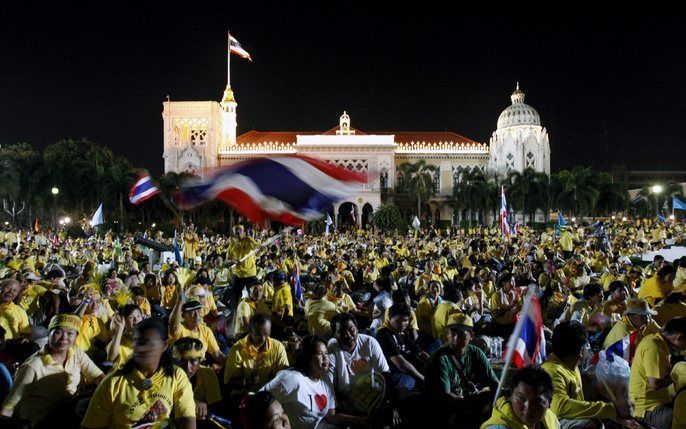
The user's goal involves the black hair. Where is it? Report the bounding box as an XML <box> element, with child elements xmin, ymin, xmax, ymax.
<box><xmin>118</xmin><ymin>303</ymin><xmax>142</xmax><ymax>318</ymax></box>
<box><xmin>443</xmin><ymin>283</ymin><xmax>462</xmax><ymax>303</ymax></box>
<box><xmin>293</xmin><ymin>335</ymin><xmax>327</xmax><ymax>376</ymax></box>
<box><xmin>664</xmin><ymin>317</ymin><xmax>686</xmax><ymax>336</ymax></box>
<box><xmin>130</xmin><ymin>286</ymin><xmax>145</xmax><ymax>297</ymax></box>
<box><xmin>608</xmin><ymin>281</ymin><xmax>628</xmax><ymax>294</ymax></box>
<box><xmin>388</xmin><ymin>302</ymin><xmax>412</xmax><ymax>319</ymax></box>
<box><xmin>498</xmin><ymin>273</ymin><xmax>514</xmax><ymax>288</ymax></box>
<box><xmin>45</xmin><ymin>269</ymin><xmax>64</xmax><ymax>280</ymax></box>
<box><xmin>249</xmin><ymin>312</ymin><xmax>271</xmax><ymax>333</ymax></box>
<box><xmin>510</xmin><ymin>365</ymin><xmax>554</xmax><ymax>402</ymax></box>
<box><xmin>173</xmin><ymin>337</ymin><xmax>204</xmax><ymax>354</ymax></box>
<box><xmin>121</xmin><ymin>317</ymin><xmax>175</xmax><ymax>377</ymax></box>
<box><xmin>375</xmin><ymin>277</ymin><xmax>392</xmax><ymax>292</ymax></box>
<box><xmin>552</xmin><ymin>321</ymin><xmax>587</xmax><ymax>359</ymax></box>
<box><xmin>657</xmin><ymin>265</ymin><xmax>677</xmax><ymax>280</ymax></box>
<box><xmin>144</xmin><ymin>273</ymin><xmax>157</xmax><ymax>284</ymax></box>
<box><xmin>391</xmin><ymin>288</ymin><xmax>408</xmax><ymax>303</ymax></box>
<box><xmin>582</xmin><ymin>283</ymin><xmax>603</xmax><ymax>300</ymax></box>
<box><xmin>664</xmin><ymin>293</ymin><xmax>685</xmax><ymax>304</ymax></box>
<box><xmin>330</xmin><ymin>312</ymin><xmax>357</xmax><ymax>335</ymax></box>
<box><xmin>654</xmin><ymin>255</ymin><xmax>665</xmax><ymax>262</ymax></box>
<box><xmin>242</xmin><ymin>391</ymin><xmax>278</xmax><ymax>429</ymax></box>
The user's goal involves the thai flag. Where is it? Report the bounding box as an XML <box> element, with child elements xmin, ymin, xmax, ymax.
<box><xmin>129</xmin><ymin>175</ymin><xmax>159</xmax><ymax>205</ymax></box>
<box><xmin>500</xmin><ymin>186</ymin><xmax>511</xmax><ymax>237</ymax></box>
<box><xmin>229</xmin><ymin>34</ymin><xmax>252</xmax><ymax>61</ymax></box>
<box><xmin>591</xmin><ymin>330</ymin><xmax>639</xmax><ymax>364</ymax></box>
<box><xmin>173</xmin><ymin>231</ymin><xmax>183</xmax><ymax>265</ymax></box>
<box><xmin>174</xmin><ymin>156</ymin><xmax>366</xmax><ymax>227</ymax></box>
<box><xmin>512</xmin><ymin>295</ymin><xmax>547</xmax><ymax>368</ymax></box>
<box><xmin>292</xmin><ymin>265</ymin><xmax>304</xmax><ymax>304</ymax></box>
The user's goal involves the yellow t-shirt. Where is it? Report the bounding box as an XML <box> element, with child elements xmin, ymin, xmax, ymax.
<box><xmin>161</xmin><ymin>283</ymin><xmax>178</xmax><ymax>309</ymax></box>
<box><xmin>416</xmin><ymin>295</ymin><xmax>441</xmax><ymax>336</ymax></box>
<box><xmin>602</xmin><ymin>317</ymin><xmax>660</xmax><ymax>350</ymax></box>
<box><xmin>18</xmin><ymin>284</ymin><xmax>48</xmax><ymax>315</ymax></box>
<box><xmin>304</xmin><ymin>298</ymin><xmax>339</xmax><ymax>337</ymax></box>
<box><xmin>111</xmin><ymin>336</ymin><xmax>134</xmax><ymax>371</ymax></box>
<box><xmin>227</xmin><ymin>237</ymin><xmax>258</xmax><ymax>278</ymax></box>
<box><xmin>82</xmin><ymin>366</ymin><xmax>195</xmax><ymax>429</ymax></box>
<box><xmin>432</xmin><ymin>301</ymin><xmax>461</xmax><ymax>342</ymax></box>
<box><xmin>638</xmin><ymin>276</ymin><xmax>673</xmax><ymax>306</ymax></box>
<box><xmin>192</xmin><ymin>366</ymin><xmax>222</xmax><ymax>405</ymax></box>
<box><xmin>671</xmin><ymin>362</ymin><xmax>686</xmax><ymax>429</ymax></box>
<box><xmin>2</xmin><ymin>346</ymin><xmax>104</xmax><ymax>426</ymax></box>
<box><xmin>325</xmin><ymin>292</ymin><xmax>356</xmax><ymax>313</ymax></box>
<box><xmin>0</xmin><ymin>302</ymin><xmax>30</xmax><ymax>340</ymax></box>
<box><xmin>629</xmin><ymin>333</ymin><xmax>672</xmax><ymax>418</ymax></box>
<box><xmin>170</xmin><ymin>322</ymin><xmax>220</xmax><ymax>358</ymax></box>
<box><xmin>235</xmin><ymin>299</ymin><xmax>272</xmax><ymax>337</ymax></box>
<box><xmin>76</xmin><ymin>314</ymin><xmax>109</xmax><ymax>352</ymax></box>
<box><xmin>653</xmin><ymin>302</ymin><xmax>686</xmax><ymax>327</ymax></box>
<box><xmin>223</xmin><ymin>336</ymin><xmax>289</xmax><ymax>395</ymax></box>
<box><xmin>272</xmin><ymin>283</ymin><xmax>294</xmax><ymax>317</ymax></box>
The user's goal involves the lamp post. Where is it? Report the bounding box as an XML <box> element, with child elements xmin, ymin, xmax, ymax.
<box><xmin>651</xmin><ymin>185</ymin><xmax>663</xmax><ymax>217</ymax></box>
<box><xmin>51</xmin><ymin>187</ymin><xmax>59</xmax><ymax>229</ymax></box>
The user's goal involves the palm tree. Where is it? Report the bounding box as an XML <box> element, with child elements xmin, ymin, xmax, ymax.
<box><xmin>397</xmin><ymin>160</ymin><xmax>439</xmax><ymax>221</ymax></box>
<box><xmin>595</xmin><ymin>172</ymin><xmax>627</xmax><ymax>216</ymax></box>
<box><xmin>452</xmin><ymin>167</ymin><xmax>492</xmax><ymax>226</ymax></box>
<box><xmin>104</xmin><ymin>156</ymin><xmax>135</xmax><ymax>232</ymax></box>
<box><xmin>373</xmin><ymin>203</ymin><xmax>404</xmax><ymax>232</ymax></box>
<box><xmin>552</xmin><ymin>166</ymin><xmax>600</xmax><ymax>217</ymax></box>
<box><xmin>506</xmin><ymin>168</ymin><xmax>549</xmax><ymax>225</ymax></box>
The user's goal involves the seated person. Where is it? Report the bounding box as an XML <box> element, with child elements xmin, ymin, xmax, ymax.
<box><xmin>304</xmin><ymin>284</ymin><xmax>340</xmax><ymax>337</ymax></box>
<box><xmin>173</xmin><ymin>337</ymin><xmax>222</xmax><ymax>423</ymax></box>
<box><xmin>425</xmin><ymin>313</ymin><xmax>498</xmax><ymax>427</ymax></box>
<box><xmin>652</xmin><ymin>292</ymin><xmax>686</xmax><ymax>327</ymax></box>
<box><xmin>603</xmin><ymin>298</ymin><xmax>659</xmax><ymax>351</ymax></box>
<box><xmin>629</xmin><ymin>317</ymin><xmax>686</xmax><ymax>429</ymax></box>
<box><xmin>601</xmin><ymin>281</ymin><xmax>629</xmax><ymax>318</ymax></box>
<box><xmin>239</xmin><ymin>391</ymin><xmax>291</xmax><ymax>429</ymax></box>
<box><xmin>490</xmin><ymin>274</ymin><xmax>521</xmax><ymax>337</ymax></box>
<box><xmin>482</xmin><ymin>366</ymin><xmax>559</xmax><ymax>429</ymax></box>
<box><xmin>169</xmin><ymin>290</ymin><xmax>225</xmax><ymax>366</ymax></box>
<box><xmin>542</xmin><ymin>321</ymin><xmax>634</xmax><ymax>429</ymax></box>
<box><xmin>235</xmin><ymin>280</ymin><xmax>272</xmax><ymax>338</ymax></box>
<box><xmin>1</xmin><ymin>314</ymin><xmax>104</xmax><ymax>429</ymax></box>
<box><xmin>376</xmin><ymin>303</ymin><xmax>428</xmax><ymax>391</ymax></box>
<box><xmin>106</xmin><ymin>304</ymin><xmax>144</xmax><ymax>370</ymax></box>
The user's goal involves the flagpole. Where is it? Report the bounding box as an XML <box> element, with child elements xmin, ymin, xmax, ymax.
<box><xmin>493</xmin><ymin>286</ymin><xmax>536</xmax><ymax>404</ymax></box>
<box><xmin>227</xmin><ymin>30</ymin><xmax>231</xmax><ymax>88</ymax></box>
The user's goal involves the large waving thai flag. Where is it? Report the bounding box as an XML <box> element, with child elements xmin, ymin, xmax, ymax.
<box><xmin>512</xmin><ymin>294</ymin><xmax>547</xmax><ymax>368</ymax></box>
<box><xmin>174</xmin><ymin>156</ymin><xmax>366</xmax><ymax>227</ymax></box>
<box><xmin>129</xmin><ymin>175</ymin><xmax>160</xmax><ymax>205</ymax></box>
<box><xmin>591</xmin><ymin>330</ymin><xmax>639</xmax><ymax>364</ymax></box>
<box><xmin>500</xmin><ymin>186</ymin><xmax>511</xmax><ymax>237</ymax></box>
<box><xmin>229</xmin><ymin>34</ymin><xmax>252</xmax><ymax>61</ymax></box>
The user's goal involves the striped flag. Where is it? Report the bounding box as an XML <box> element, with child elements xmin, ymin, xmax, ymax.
<box><xmin>229</xmin><ymin>34</ymin><xmax>252</xmax><ymax>61</ymax></box>
<box><xmin>591</xmin><ymin>330</ymin><xmax>639</xmax><ymax>365</ymax></box>
<box><xmin>292</xmin><ymin>265</ymin><xmax>304</xmax><ymax>304</ymax></box>
<box><xmin>129</xmin><ymin>174</ymin><xmax>160</xmax><ymax>205</ymax></box>
<box><xmin>500</xmin><ymin>186</ymin><xmax>511</xmax><ymax>237</ymax></box>
<box><xmin>511</xmin><ymin>294</ymin><xmax>547</xmax><ymax>368</ymax></box>
<box><xmin>174</xmin><ymin>156</ymin><xmax>366</xmax><ymax>227</ymax></box>
<box><xmin>173</xmin><ymin>231</ymin><xmax>183</xmax><ymax>265</ymax></box>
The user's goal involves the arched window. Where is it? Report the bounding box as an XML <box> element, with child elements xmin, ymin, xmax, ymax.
<box><xmin>526</xmin><ymin>151</ymin><xmax>535</xmax><ymax>168</ymax></box>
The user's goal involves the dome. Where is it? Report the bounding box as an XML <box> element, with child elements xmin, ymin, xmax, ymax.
<box><xmin>496</xmin><ymin>84</ymin><xmax>541</xmax><ymax>129</ymax></box>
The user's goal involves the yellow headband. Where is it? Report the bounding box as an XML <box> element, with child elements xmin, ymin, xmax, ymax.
<box><xmin>48</xmin><ymin>313</ymin><xmax>82</xmax><ymax>332</ymax></box>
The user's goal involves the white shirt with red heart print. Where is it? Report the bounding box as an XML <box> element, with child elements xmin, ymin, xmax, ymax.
<box><xmin>261</xmin><ymin>369</ymin><xmax>336</xmax><ymax>429</ymax></box>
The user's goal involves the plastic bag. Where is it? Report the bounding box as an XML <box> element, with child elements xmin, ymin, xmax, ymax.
<box><xmin>594</xmin><ymin>354</ymin><xmax>631</xmax><ymax>404</ymax></box>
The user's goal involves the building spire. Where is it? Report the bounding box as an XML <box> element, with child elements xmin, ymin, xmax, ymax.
<box><xmin>511</xmin><ymin>82</ymin><xmax>525</xmax><ymax>104</ymax></box>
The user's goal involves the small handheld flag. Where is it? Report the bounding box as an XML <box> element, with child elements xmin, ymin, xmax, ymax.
<box><xmin>673</xmin><ymin>197</ymin><xmax>686</xmax><ymax>211</ymax></box>
<box><xmin>557</xmin><ymin>210</ymin><xmax>567</xmax><ymax>228</ymax></box>
<box><xmin>325</xmin><ymin>212</ymin><xmax>333</xmax><ymax>236</ymax></box>
<box><xmin>90</xmin><ymin>203</ymin><xmax>104</xmax><ymax>227</ymax></box>
<box><xmin>500</xmin><ymin>186</ymin><xmax>511</xmax><ymax>237</ymax></box>
<box><xmin>173</xmin><ymin>231</ymin><xmax>183</xmax><ymax>265</ymax></box>
<box><xmin>412</xmin><ymin>216</ymin><xmax>421</xmax><ymax>230</ymax></box>
<box><xmin>129</xmin><ymin>174</ymin><xmax>160</xmax><ymax>205</ymax></box>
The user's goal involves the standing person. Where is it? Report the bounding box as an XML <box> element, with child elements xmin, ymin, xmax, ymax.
<box><xmin>227</xmin><ymin>226</ymin><xmax>260</xmax><ymax>315</ymax></box>
<box><xmin>1</xmin><ymin>314</ymin><xmax>104</xmax><ymax>428</ymax></box>
<box><xmin>481</xmin><ymin>366</ymin><xmax>559</xmax><ymax>429</ymax></box>
<box><xmin>629</xmin><ymin>317</ymin><xmax>686</xmax><ymax>429</ymax></box>
<box><xmin>81</xmin><ymin>318</ymin><xmax>197</xmax><ymax>429</ymax></box>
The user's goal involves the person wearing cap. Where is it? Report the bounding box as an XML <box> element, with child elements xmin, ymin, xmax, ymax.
<box><xmin>629</xmin><ymin>317</ymin><xmax>686</xmax><ymax>429</ymax></box>
<box><xmin>0</xmin><ymin>313</ymin><xmax>104</xmax><ymax>428</ymax></box>
<box><xmin>169</xmin><ymin>285</ymin><xmax>226</xmax><ymax>367</ymax></box>
<box><xmin>235</xmin><ymin>280</ymin><xmax>272</xmax><ymax>338</ymax></box>
<box><xmin>603</xmin><ymin>297</ymin><xmax>660</xmax><ymax>350</ymax></box>
<box><xmin>187</xmin><ymin>283</ymin><xmax>218</xmax><ymax>318</ymax></box>
<box><xmin>425</xmin><ymin>312</ymin><xmax>498</xmax><ymax>427</ymax></box>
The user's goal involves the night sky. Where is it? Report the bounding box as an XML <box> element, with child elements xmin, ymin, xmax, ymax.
<box><xmin>2</xmin><ymin>3</ymin><xmax>685</xmax><ymax>175</ymax></box>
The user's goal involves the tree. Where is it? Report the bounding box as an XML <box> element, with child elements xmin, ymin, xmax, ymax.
<box><xmin>452</xmin><ymin>166</ymin><xmax>493</xmax><ymax>226</ymax></box>
<box><xmin>104</xmin><ymin>156</ymin><xmax>136</xmax><ymax>232</ymax></box>
<box><xmin>372</xmin><ymin>203</ymin><xmax>404</xmax><ymax>232</ymax></box>
<box><xmin>638</xmin><ymin>181</ymin><xmax>684</xmax><ymax>217</ymax></box>
<box><xmin>551</xmin><ymin>166</ymin><xmax>599</xmax><ymax>217</ymax></box>
<box><xmin>397</xmin><ymin>160</ymin><xmax>439</xmax><ymax>221</ymax></box>
<box><xmin>506</xmin><ymin>168</ymin><xmax>549</xmax><ymax>225</ymax></box>
<box><xmin>595</xmin><ymin>172</ymin><xmax>627</xmax><ymax>216</ymax></box>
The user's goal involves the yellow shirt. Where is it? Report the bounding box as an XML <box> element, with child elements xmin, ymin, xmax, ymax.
<box><xmin>170</xmin><ymin>322</ymin><xmax>220</xmax><ymax>358</ymax></box>
<box><xmin>18</xmin><ymin>284</ymin><xmax>48</xmax><ymax>315</ymax></box>
<box><xmin>629</xmin><ymin>333</ymin><xmax>672</xmax><ymax>418</ymax></box>
<box><xmin>671</xmin><ymin>363</ymin><xmax>686</xmax><ymax>429</ymax></box>
<box><xmin>653</xmin><ymin>302</ymin><xmax>686</xmax><ymax>327</ymax></box>
<box><xmin>2</xmin><ymin>346</ymin><xmax>104</xmax><ymax>426</ymax></box>
<box><xmin>235</xmin><ymin>299</ymin><xmax>272</xmax><ymax>337</ymax></box>
<box><xmin>603</xmin><ymin>317</ymin><xmax>660</xmax><ymax>350</ymax></box>
<box><xmin>227</xmin><ymin>237</ymin><xmax>258</xmax><ymax>278</ymax></box>
<box><xmin>638</xmin><ymin>276</ymin><xmax>673</xmax><ymax>306</ymax></box>
<box><xmin>82</xmin><ymin>366</ymin><xmax>195</xmax><ymax>429</ymax></box>
<box><xmin>416</xmin><ymin>295</ymin><xmax>441</xmax><ymax>336</ymax></box>
<box><xmin>161</xmin><ymin>283</ymin><xmax>178</xmax><ymax>309</ymax></box>
<box><xmin>76</xmin><ymin>314</ymin><xmax>109</xmax><ymax>352</ymax></box>
<box><xmin>111</xmin><ymin>336</ymin><xmax>134</xmax><ymax>371</ymax></box>
<box><xmin>541</xmin><ymin>353</ymin><xmax>616</xmax><ymax>420</ymax></box>
<box><xmin>0</xmin><ymin>301</ymin><xmax>30</xmax><ymax>340</ymax></box>
<box><xmin>325</xmin><ymin>292</ymin><xmax>356</xmax><ymax>313</ymax></box>
<box><xmin>223</xmin><ymin>336</ymin><xmax>289</xmax><ymax>395</ymax></box>
<box><xmin>305</xmin><ymin>298</ymin><xmax>339</xmax><ymax>337</ymax></box>
<box><xmin>272</xmin><ymin>283</ymin><xmax>294</xmax><ymax>317</ymax></box>
<box><xmin>192</xmin><ymin>366</ymin><xmax>222</xmax><ymax>405</ymax></box>
<box><xmin>432</xmin><ymin>301</ymin><xmax>461</xmax><ymax>342</ymax></box>
<box><xmin>490</xmin><ymin>290</ymin><xmax>520</xmax><ymax>325</ymax></box>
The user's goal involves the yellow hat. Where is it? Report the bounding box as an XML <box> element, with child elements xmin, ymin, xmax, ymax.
<box><xmin>446</xmin><ymin>313</ymin><xmax>474</xmax><ymax>331</ymax></box>
<box><xmin>48</xmin><ymin>313</ymin><xmax>82</xmax><ymax>332</ymax></box>
<box><xmin>625</xmin><ymin>298</ymin><xmax>657</xmax><ymax>316</ymax></box>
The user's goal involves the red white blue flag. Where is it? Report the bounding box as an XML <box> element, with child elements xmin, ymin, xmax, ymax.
<box><xmin>129</xmin><ymin>174</ymin><xmax>159</xmax><ymax>205</ymax></box>
<box><xmin>230</xmin><ymin>34</ymin><xmax>252</xmax><ymax>61</ymax></box>
<box><xmin>174</xmin><ymin>156</ymin><xmax>366</xmax><ymax>227</ymax></box>
<box><xmin>591</xmin><ymin>330</ymin><xmax>639</xmax><ymax>364</ymax></box>
<box><xmin>292</xmin><ymin>265</ymin><xmax>304</xmax><ymax>304</ymax></box>
<box><xmin>512</xmin><ymin>294</ymin><xmax>547</xmax><ymax>368</ymax></box>
<box><xmin>500</xmin><ymin>186</ymin><xmax>511</xmax><ymax>237</ymax></box>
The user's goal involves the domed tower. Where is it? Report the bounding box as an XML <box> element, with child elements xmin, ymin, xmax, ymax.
<box><xmin>488</xmin><ymin>83</ymin><xmax>550</xmax><ymax>178</ymax></box>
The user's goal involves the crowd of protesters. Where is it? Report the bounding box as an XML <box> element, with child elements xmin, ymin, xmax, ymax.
<box><xmin>0</xmin><ymin>217</ymin><xmax>686</xmax><ymax>429</ymax></box>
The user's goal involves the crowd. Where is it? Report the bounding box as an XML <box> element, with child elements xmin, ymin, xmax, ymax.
<box><xmin>0</xmin><ymin>217</ymin><xmax>686</xmax><ymax>429</ymax></box>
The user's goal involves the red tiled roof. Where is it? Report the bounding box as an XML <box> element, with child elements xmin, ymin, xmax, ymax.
<box><xmin>236</xmin><ymin>129</ymin><xmax>480</xmax><ymax>145</ymax></box>
<box><xmin>376</xmin><ymin>131</ymin><xmax>481</xmax><ymax>145</ymax></box>
<box><xmin>236</xmin><ymin>130</ymin><xmax>316</xmax><ymax>146</ymax></box>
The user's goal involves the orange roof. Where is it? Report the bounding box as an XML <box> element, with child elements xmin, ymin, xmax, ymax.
<box><xmin>378</xmin><ymin>131</ymin><xmax>481</xmax><ymax>145</ymax></box>
<box><xmin>236</xmin><ymin>129</ymin><xmax>481</xmax><ymax>146</ymax></box>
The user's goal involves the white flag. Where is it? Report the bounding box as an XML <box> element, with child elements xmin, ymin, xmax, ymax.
<box><xmin>412</xmin><ymin>216</ymin><xmax>421</xmax><ymax>230</ymax></box>
<box><xmin>90</xmin><ymin>203</ymin><xmax>104</xmax><ymax>227</ymax></box>
<box><xmin>325</xmin><ymin>212</ymin><xmax>333</xmax><ymax>236</ymax></box>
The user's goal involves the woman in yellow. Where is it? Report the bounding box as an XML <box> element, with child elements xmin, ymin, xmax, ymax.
<box><xmin>160</xmin><ymin>271</ymin><xmax>180</xmax><ymax>310</ymax></box>
<box><xmin>106</xmin><ymin>304</ymin><xmax>144</xmax><ymax>370</ymax></box>
<box><xmin>82</xmin><ymin>318</ymin><xmax>196</xmax><ymax>429</ymax></box>
<box><xmin>638</xmin><ymin>265</ymin><xmax>676</xmax><ymax>306</ymax></box>
<box><xmin>173</xmin><ymin>337</ymin><xmax>222</xmax><ymax>422</ymax></box>
<box><xmin>271</xmin><ymin>270</ymin><xmax>294</xmax><ymax>320</ymax></box>
<box><xmin>75</xmin><ymin>289</ymin><xmax>111</xmax><ymax>354</ymax></box>
<box><xmin>416</xmin><ymin>280</ymin><xmax>443</xmax><ymax>336</ymax></box>
<box><xmin>235</xmin><ymin>280</ymin><xmax>272</xmax><ymax>338</ymax></box>
<box><xmin>223</xmin><ymin>313</ymin><xmax>289</xmax><ymax>409</ymax></box>
<box><xmin>325</xmin><ymin>280</ymin><xmax>356</xmax><ymax>313</ymax></box>
<box><xmin>304</xmin><ymin>284</ymin><xmax>340</xmax><ymax>337</ymax></box>
<box><xmin>490</xmin><ymin>273</ymin><xmax>521</xmax><ymax>337</ymax></box>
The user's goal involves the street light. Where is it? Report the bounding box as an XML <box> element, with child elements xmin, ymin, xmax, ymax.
<box><xmin>51</xmin><ymin>187</ymin><xmax>59</xmax><ymax>229</ymax></box>
<box><xmin>651</xmin><ymin>185</ymin><xmax>663</xmax><ymax>217</ymax></box>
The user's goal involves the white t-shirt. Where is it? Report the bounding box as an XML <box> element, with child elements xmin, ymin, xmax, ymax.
<box><xmin>261</xmin><ymin>369</ymin><xmax>336</xmax><ymax>429</ymax></box>
<box><xmin>327</xmin><ymin>334</ymin><xmax>389</xmax><ymax>392</ymax></box>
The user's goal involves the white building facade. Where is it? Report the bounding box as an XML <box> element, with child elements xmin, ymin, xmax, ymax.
<box><xmin>162</xmin><ymin>84</ymin><xmax>550</xmax><ymax>225</ymax></box>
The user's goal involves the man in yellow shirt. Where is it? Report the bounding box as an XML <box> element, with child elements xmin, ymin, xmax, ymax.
<box><xmin>629</xmin><ymin>317</ymin><xmax>686</xmax><ymax>429</ymax></box>
<box><xmin>653</xmin><ymin>293</ymin><xmax>686</xmax><ymax>327</ymax></box>
<box><xmin>304</xmin><ymin>285</ymin><xmax>340</xmax><ymax>337</ymax></box>
<box><xmin>603</xmin><ymin>298</ymin><xmax>660</xmax><ymax>350</ymax></box>
<box><xmin>170</xmin><ymin>297</ymin><xmax>226</xmax><ymax>367</ymax></box>
<box><xmin>638</xmin><ymin>265</ymin><xmax>677</xmax><ymax>306</ymax></box>
<box><xmin>235</xmin><ymin>280</ymin><xmax>272</xmax><ymax>338</ymax></box>
<box><xmin>226</xmin><ymin>226</ymin><xmax>259</xmax><ymax>312</ymax></box>
<box><xmin>1</xmin><ymin>314</ymin><xmax>104</xmax><ymax>427</ymax></box>
<box><xmin>542</xmin><ymin>321</ymin><xmax>634</xmax><ymax>429</ymax></box>
<box><xmin>271</xmin><ymin>270</ymin><xmax>294</xmax><ymax>319</ymax></box>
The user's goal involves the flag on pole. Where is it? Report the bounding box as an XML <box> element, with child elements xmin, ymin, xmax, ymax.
<box><xmin>557</xmin><ymin>210</ymin><xmax>567</xmax><ymax>228</ymax></box>
<box><xmin>129</xmin><ymin>174</ymin><xmax>160</xmax><ymax>205</ymax></box>
<box><xmin>412</xmin><ymin>216</ymin><xmax>421</xmax><ymax>230</ymax></box>
<box><xmin>90</xmin><ymin>203</ymin><xmax>104</xmax><ymax>227</ymax></box>
<box><xmin>500</xmin><ymin>186</ymin><xmax>511</xmax><ymax>237</ymax></box>
<box><xmin>173</xmin><ymin>231</ymin><xmax>183</xmax><ymax>265</ymax></box>
<box><xmin>292</xmin><ymin>265</ymin><xmax>304</xmax><ymax>304</ymax></box>
<box><xmin>174</xmin><ymin>155</ymin><xmax>366</xmax><ymax>227</ymax></box>
<box><xmin>325</xmin><ymin>212</ymin><xmax>333</xmax><ymax>236</ymax></box>
<box><xmin>590</xmin><ymin>330</ymin><xmax>639</xmax><ymax>365</ymax></box>
<box><xmin>511</xmin><ymin>294</ymin><xmax>547</xmax><ymax>368</ymax></box>
<box><xmin>673</xmin><ymin>197</ymin><xmax>686</xmax><ymax>211</ymax></box>
<box><xmin>229</xmin><ymin>34</ymin><xmax>252</xmax><ymax>61</ymax></box>
<box><xmin>657</xmin><ymin>214</ymin><xmax>667</xmax><ymax>222</ymax></box>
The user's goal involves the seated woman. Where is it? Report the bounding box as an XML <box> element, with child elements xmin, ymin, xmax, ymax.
<box><xmin>304</xmin><ymin>284</ymin><xmax>340</xmax><ymax>337</ymax></box>
<box><xmin>490</xmin><ymin>274</ymin><xmax>521</xmax><ymax>338</ymax></box>
<box><xmin>1</xmin><ymin>314</ymin><xmax>104</xmax><ymax>429</ymax></box>
<box><xmin>261</xmin><ymin>335</ymin><xmax>367</xmax><ymax>429</ymax></box>
<box><xmin>81</xmin><ymin>317</ymin><xmax>196</xmax><ymax>429</ymax></box>
<box><xmin>106</xmin><ymin>304</ymin><xmax>144</xmax><ymax>370</ymax></box>
<box><xmin>173</xmin><ymin>338</ymin><xmax>222</xmax><ymax>423</ymax></box>
<box><xmin>235</xmin><ymin>281</ymin><xmax>272</xmax><ymax>338</ymax></box>
<box><xmin>463</xmin><ymin>277</ymin><xmax>491</xmax><ymax>325</ymax></box>
<box><xmin>325</xmin><ymin>280</ymin><xmax>356</xmax><ymax>313</ymax></box>
<box><xmin>240</xmin><ymin>391</ymin><xmax>291</xmax><ymax>429</ymax></box>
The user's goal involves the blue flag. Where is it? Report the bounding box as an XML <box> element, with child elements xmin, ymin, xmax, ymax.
<box><xmin>673</xmin><ymin>197</ymin><xmax>686</xmax><ymax>211</ymax></box>
<box><xmin>173</xmin><ymin>231</ymin><xmax>183</xmax><ymax>265</ymax></box>
<box><xmin>657</xmin><ymin>214</ymin><xmax>667</xmax><ymax>222</ymax></box>
<box><xmin>557</xmin><ymin>211</ymin><xmax>567</xmax><ymax>228</ymax></box>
